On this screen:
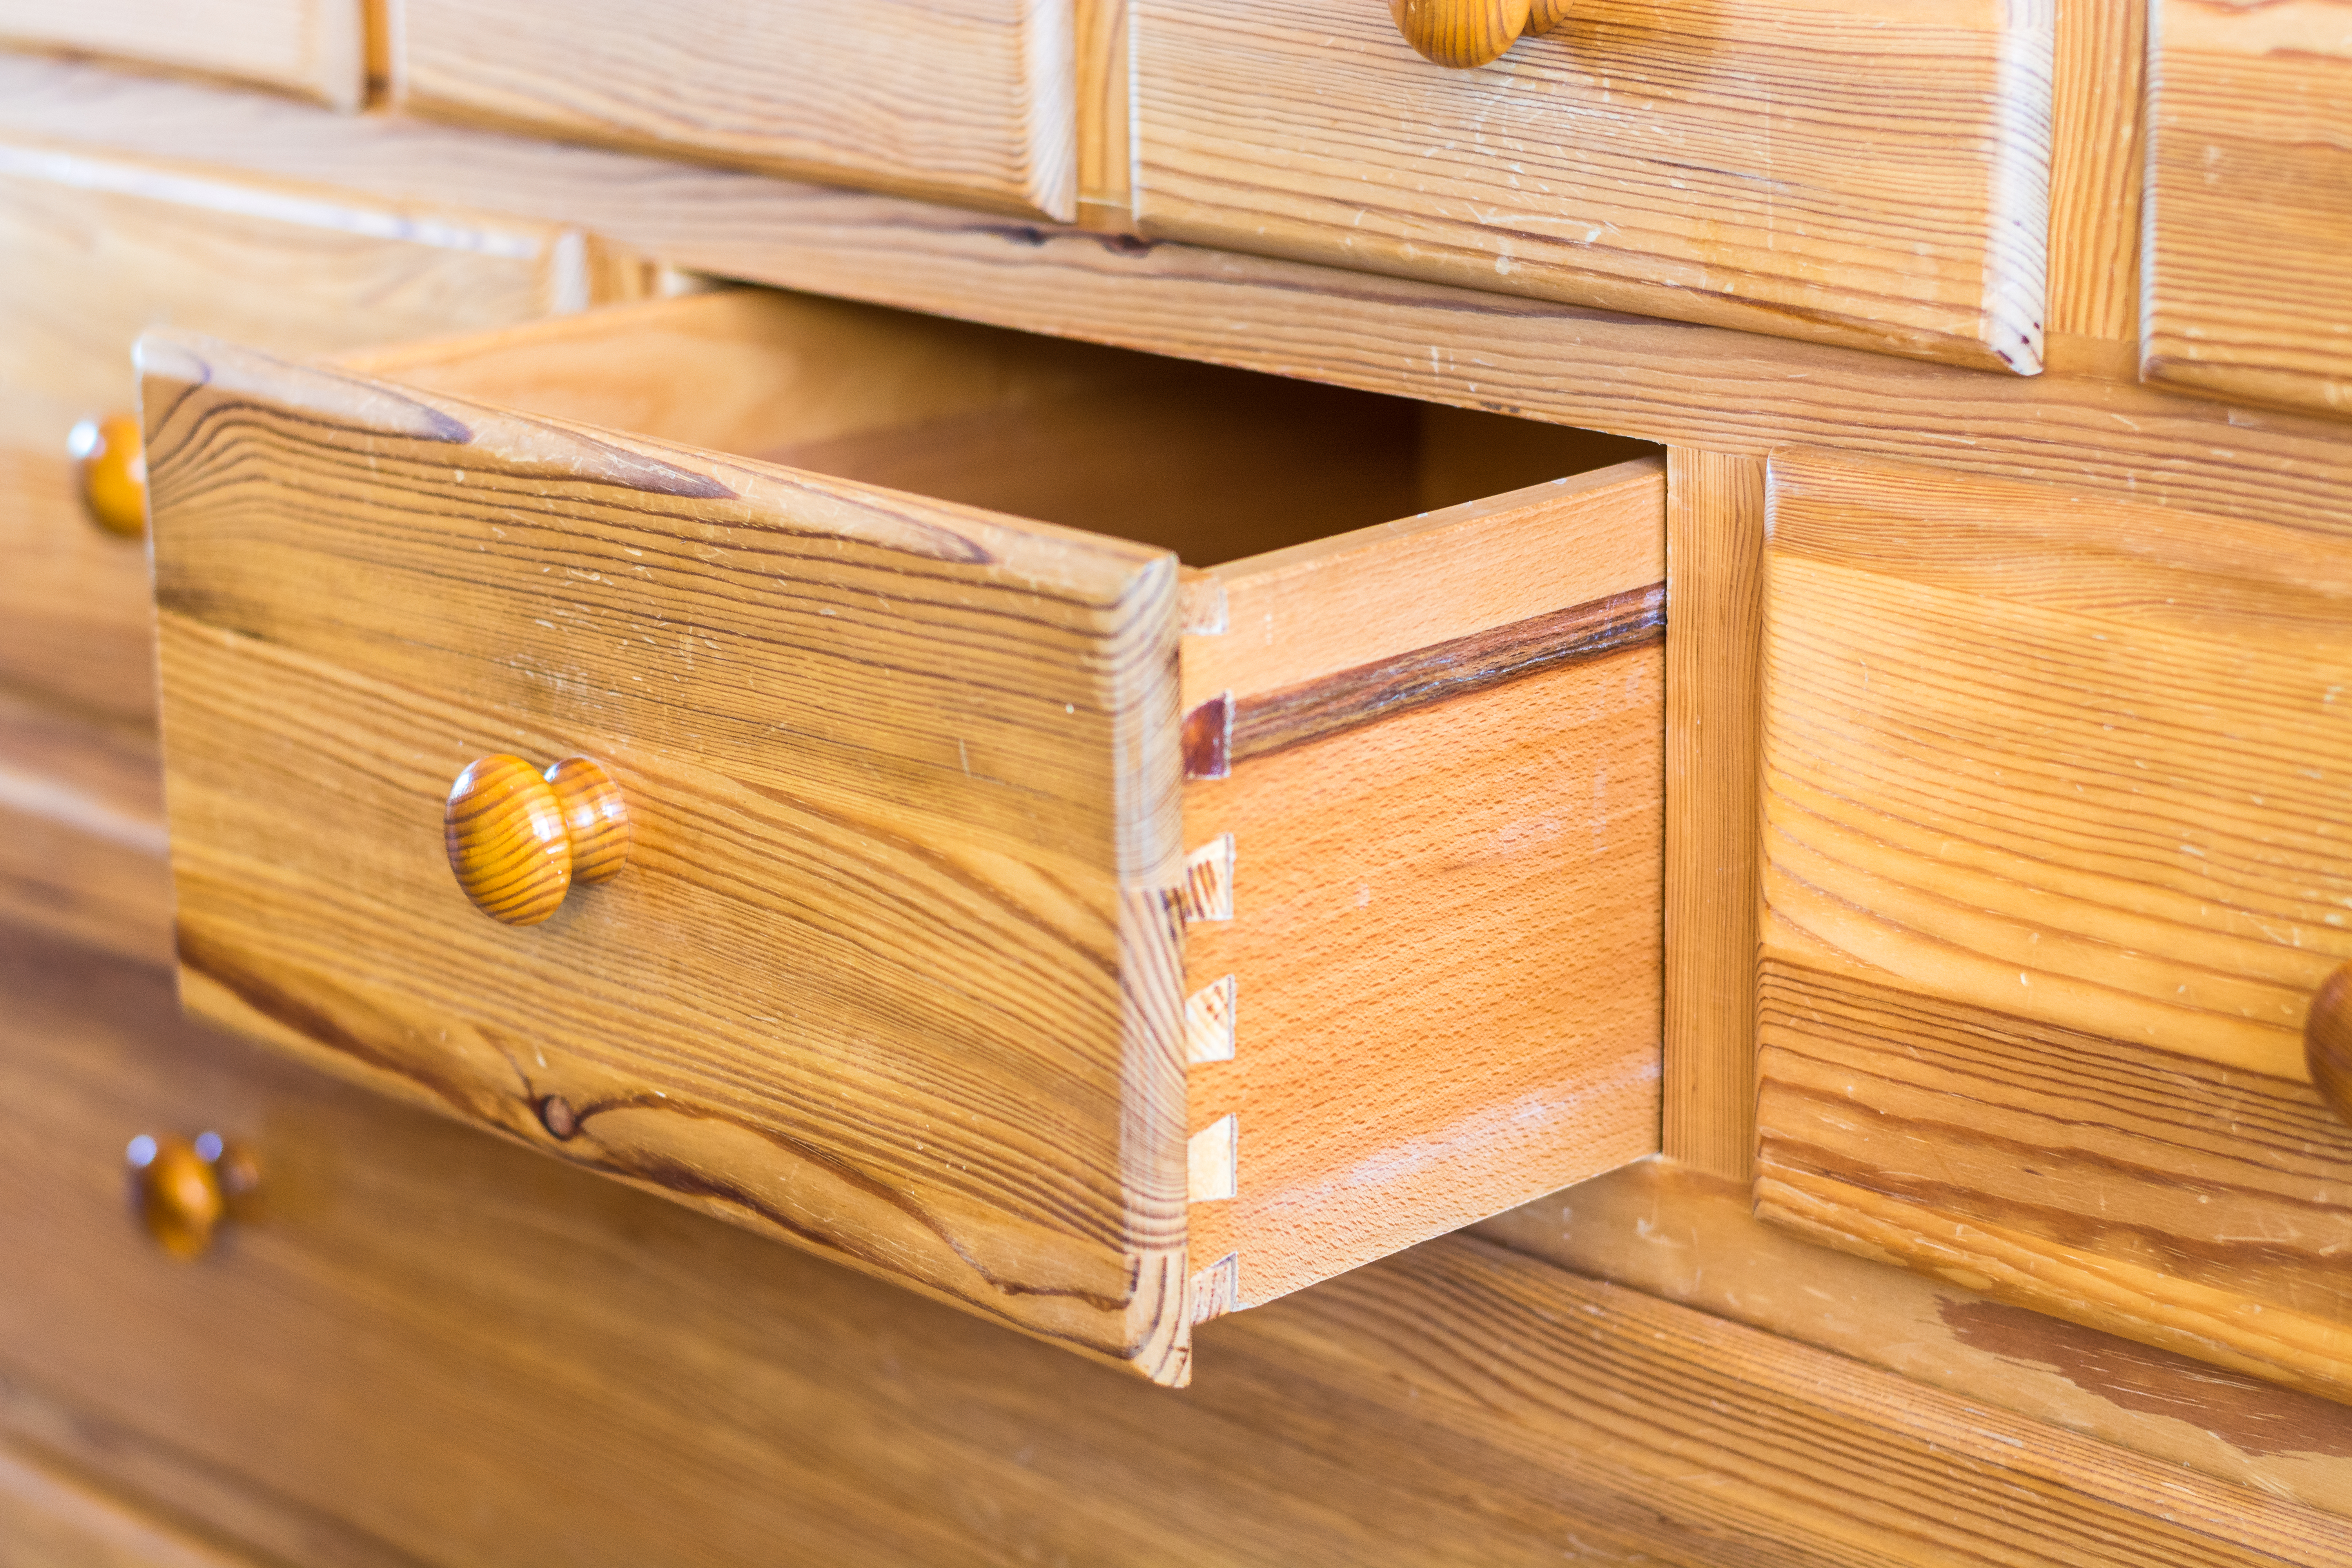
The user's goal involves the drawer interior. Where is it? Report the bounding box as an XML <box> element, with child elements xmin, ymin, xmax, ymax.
<box><xmin>345</xmin><ymin>288</ymin><xmax>1656</xmax><ymax>570</ymax></box>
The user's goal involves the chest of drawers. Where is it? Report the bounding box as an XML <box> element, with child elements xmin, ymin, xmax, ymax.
<box><xmin>2</xmin><ymin>1</ymin><xmax>2350</xmax><ymax>1558</ymax></box>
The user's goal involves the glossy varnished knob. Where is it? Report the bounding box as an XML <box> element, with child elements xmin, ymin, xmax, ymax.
<box><xmin>2307</xmin><ymin>959</ymin><xmax>2352</xmax><ymax>1128</ymax></box>
<box><xmin>445</xmin><ymin>754</ymin><xmax>630</xmax><ymax>925</ymax></box>
<box><xmin>69</xmin><ymin>414</ymin><xmax>147</xmax><ymax>537</ymax></box>
<box><xmin>127</xmin><ymin>1131</ymin><xmax>256</xmax><ymax>1260</ymax></box>
<box><xmin>1525</xmin><ymin>0</ymin><xmax>1570</xmax><ymax>34</ymax></box>
<box><xmin>1390</xmin><ymin>0</ymin><xmax>1532</xmax><ymax>66</ymax></box>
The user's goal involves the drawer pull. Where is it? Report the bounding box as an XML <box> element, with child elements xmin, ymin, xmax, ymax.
<box><xmin>1390</xmin><ymin>0</ymin><xmax>1532</xmax><ymax>67</ymax></box>
<box><xmin>1525</xmin><ymin>0</ymin><xmax>1570</xmax><ymax>33</ymax></box>
<box><xmin>445</xmin><ymin>754</ymin><xmax>631</xmax><ymax>926</ymax></box>
<box><xmin>67</xmin><ymin>414</ymin><xmax>148</xmax><ymax>537</ymax></box>
<box><xmin>2308</xmin><ymin>960</ymin><xmax>2352</xmax><ymax>1127</ymax></box>
<box><xmin>126</xmin><ymin>1131</ymin><xmax>258</xmax><ymax>1260</ymax></box>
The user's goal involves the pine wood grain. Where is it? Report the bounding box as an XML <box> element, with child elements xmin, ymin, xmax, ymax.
<box><xmin>1074</xmin><ymin>0</ymin><xmax>1132</xmax><ymax>229</ymax></box>
<box><xmin>392</xmin><ymin>0</ymin><xmax>1079</xmax><ymax>223</ymax></box>
<box><xmin>1130</xmin><ymin>0</ymin><xmax>2053</xmax><ymax>371</ymax></box>
<box><xmin>1761</xmin><ymin>447</ymin><xmax>2352</xmax><ymax>1085</ymax></box>
<box><xmin>1661</xmin><ymin>448</ymin><xmax>1762</xmax><ymax>1181</ymax></box>
<box><xmin>1184</xmin><ymin>462</ymin><xmax>1666</xmax><ymax>1310</ymax></box>
<box><xmin>1757</xmin><ymin>447</ymin><xmax>2352</xmax><ymax>1401</ymax></box>
<box><xmin>140</xmin><ymin>333</ymin><xmax>1194</xmax><ymax>1383</ymax></box>
<box><xmin>0</xmin><ymin>0</ymin><xmax>363</xmax><ymax>110</ymax></box>
<box><xmin>0</xmin><ymin>1441</ymin><xmax>259</xmax><ymax>1568</ymax></box>
<box><xmin>2142</xmin><ymin>0</ymin><xmax>2352</xmax><ymax>417</ymax></box>
<box><xmin>10</xmin><ymin>56</ymin><xmax>2352</xmax><ymax>546</ymax></box>
<box><xmin>7</xmin><ymin>927</ymin><xmax>2351</xmax><ymax>1566</ymax></box>
<box><xmin>1479</xmin><ymin>1157</ymin><xmax>2352</xmax><ymax>1519</ymax></box>
<box><xmin>1757</xmin><ymin>961</ymin><xmax>2352</xmax><ymax>1404</ymax></box>
<box><xmin>2046</xmin><ymin>0</ymin><xmax>2146</xmax><ymax>348</ymax></box>
<box><xmin>0</xmin><ymin>138</ymin><xmax>658</xmax><ymax>727</ymax></box>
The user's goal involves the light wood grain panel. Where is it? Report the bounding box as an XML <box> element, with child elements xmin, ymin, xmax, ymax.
<box><xmin>1131</xmin><ymin>0</ymin><xmax>2053</xmax><ymax>371</ymax></box>
<box><xmin>1480</xmin><ymin>1158</ymin><xmax>2352</xmax><ymax>1519</ymax></box>
<box><xmin>0</xmin><ymin>139</ymin><xmax>654</xmax><ymax>726</ymax></box>
<box><xmin>1661</xmin><ymin>449</ymin><xmax>1762</xmax><ymax>1180</ymax></box>
<box><xmin>141</xmin><ymin>334</ymin><xmax>1192</xmax><ymax>1381</ymax></box>
<box><xmin>2046</xmin><ymin>0</ymin><xmax>2146</xmax><ymax>347</ymax></box>
<box><xmin>0</xmin><ymin>1442</ymin><xmax>260</xmax><ymax>1568</ymax></box>
<box><xmin>1757</xmin><ymin>448</ymin><xmax>2352</xmax><ymax>1401</ymax></box>
<box><xmin>2143</xmin><ymin>0</ymin><xmax>2352</xmax><ymax>416</ymax></box>
<box><xmin>1184</xmin><ymin>641</ymin><xmax>1663</xmax><ymax>1310</ymax></box>
<box><xmin>1757</xmin><ymin>961</ymin><xmax>2352</xmax><ymax>1403</ymax></box>
<box><xmin>1184</xmin><ymin>459</ymin><xmax>1663</xmax><ymax>1309</ymax></box>
<box><xmin>12</xmin><ymin>57</ymin><xmax>2352</xmax><ymax>546</ymax></box>
<box><xmin>1762</xmin><ymin>448</ymin><xmax>2352</xmax><ymax>1085</ymax></box>
<box><xmin>0</xmin><ymin>0</ymin><xmax>362</xmax><ymax>110</ymax></box>
<box><xmin>7</xmin><ymin>928</ymin><xmax>2350</xmax><ymax>1567</ymax></box>
<box><xmin>392</xmin><ymin>0</ymin><xmax>1078</xmax><ymax>222</ymax></box>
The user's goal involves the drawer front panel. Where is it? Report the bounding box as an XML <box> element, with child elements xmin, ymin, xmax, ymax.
<box><xmin>140</xmin><ymin>336</ymin><xmax>1191</xmax><ymax>1380</ymax></box>
<box><xmin>0</xmin><ymin>143</ymin><xmax>641</xmax><ymax>728</ymax></box>
<box><xmin>0</xmin><ymin>0</ymin><xmax>363</xmax><ymax>110</ymax></box>
<box><xmin>1131</xmin><ymin>0</ymin><xmax>2053</xmax><ymax>371</ymax></box>
<box><xmin>2142</xmin><ymin>0</ymin><xmax>2352</xmax><ymax>417</ymax></box>
<box><xmin>394</xmin><ymin>0</ymin><xmax>1079</xmax><ymax>222</ymax></box>
<box><xmin>1754</xmin><ymin>448</ymin><xmax>2352</xmax><ymax>1399</ymax></box>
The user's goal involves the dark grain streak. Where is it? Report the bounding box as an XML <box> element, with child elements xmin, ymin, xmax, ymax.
<box><xmin>1230</xmin><ymin>581</ymin><xmax>1663</xmax><ymax>764</ymax></box>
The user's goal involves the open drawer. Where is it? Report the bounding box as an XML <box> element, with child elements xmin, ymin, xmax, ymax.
<box><xmin>137</xmin><ymin>290</ymin><xmax>1664</xmax><ymax>1383</ymax></box>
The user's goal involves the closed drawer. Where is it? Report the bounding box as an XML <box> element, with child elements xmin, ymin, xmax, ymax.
<box><xmin>1753</xmin><ymin>448</ymin><xmax>2352</xmax><ymax>1401</ymax></box>
<box><xmin>1130</xmin><ymin>0</ymin><xmax>2052</xmax><ymax>373</ymax></box>
<box><xmin>2142</xmin><ymin>0</ymin><xmax>2352</xmax><ymax>418</ymax></box>
<box><xmin>0</xmin><ymin>0</ymin><xmax>363</xmax><ymax>110</ymax></box>
<box><xmin>0</xmin><ymin>141</ymin><xmax>665</xmax><ymax>730</ymax></box>
<box><xmin>137</xmin><ymin>288</ymin><xmax>1664</xmax><ymax>1382</ymax></box>
<box><xmin>391</xmin><ymin>0</ymin><xmax>1079</xmax><ymax>222</ymax></box>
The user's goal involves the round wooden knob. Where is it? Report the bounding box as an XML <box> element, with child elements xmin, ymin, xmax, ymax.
<box><xmin>1390</xmin><ymin>0</ymin><xmax>1533</xmax><ymax>67</ymax></box>
<box><xmin>445</xmin><ymin>754</ymin><xmax>630</xmax><ymax>925</ymax></box>
<box><xmin>127</xmin><ymin>1131</ymin><xmax>256</xmax><ymax>1260</ymax></box>
<box><xmin>68</xmin><ymin>414</ymin><xmax>148</xmax><ymax>537</ymax></box>
<box><xmin>2307</xmin><ymin>959</ymin><xmax>2352</xmax><ymax>1127</ymax></box>
<box><xmin>1525</xmin><ymin>0</ymin><xmax>1570</xmax><ymax>34</ymax></box>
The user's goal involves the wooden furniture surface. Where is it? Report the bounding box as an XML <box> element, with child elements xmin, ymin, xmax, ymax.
<box><xmin>2142</xmin><ymin>0</ymin><xmax>2352</xmax><ymax>418</ymax></box>
<box><xmin>140</xmin><ymin>288</ymin><xmax>1666</xmax><ymax>1378</ymax></box>
<box><xmin>1755</xmin><ymin>446</ymin><xmax>2352</xmax><ymax>1403</ymax></box>
<box><xmin>5</xmin><ymin>921</ymin><xmax>2349</xmax><ymax>1568</ymax></box>
<box><xmin>0</xmin><ymin>24</ymin><xmax>2349</xmax><ymax>1563</ymax></box>
<box><xmin>0</xmin><ymin>0</ymin><xmax>363</xmax><ymax>111</ymax></box>
<box><xmin>0</xmin><ymin>1441</ymin><xmax>260</xmax><ymax>1568</ymax></box>
<box><xmin>1130</xmin><ymin>0</ymin><xmax>2053</xmax><ymax>371</ymax></box>
<box><xmin>0</xmin><ymin>138</ymin><xmax>662</xmax><ymax>731</ymax></box>
<box><xmin>392</xmin><ymin>0</ymin><xmax>1080</xmax><ymax>222</ymax></box>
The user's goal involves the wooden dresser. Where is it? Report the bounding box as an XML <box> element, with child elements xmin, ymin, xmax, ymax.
<box><xmin>3</xmin><ymin>1</ymin><xmax>2350</xmax><ymax>1561</ymax></box>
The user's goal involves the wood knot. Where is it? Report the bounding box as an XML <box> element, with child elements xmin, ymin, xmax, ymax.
<box><xmin>538</xmin><ymin>1094</ymin><xmax>580</xmax><ymax>1140</ymax></box>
